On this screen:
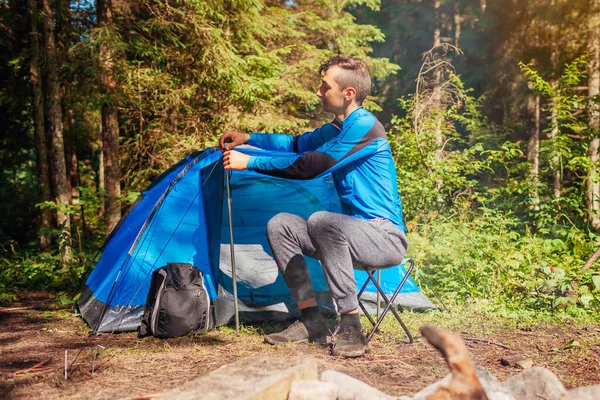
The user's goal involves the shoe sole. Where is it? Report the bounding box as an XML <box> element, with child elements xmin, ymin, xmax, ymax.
<box><xmin>331</xmin><ymin>348</ymin><xmax>366</xmax><ymax>358</ymax></box>
<box><xmin>264</xmin><ymin>337</ymin><xmax>309</xmax><ymax>345</ymax></box>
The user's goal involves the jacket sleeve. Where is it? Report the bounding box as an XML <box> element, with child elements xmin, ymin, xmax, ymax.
<box><xmin>294</xmin><ymin>121</ymin><xmax>341</xmax><ymax>152</ymax></box>
<box><xmin>247</xmin><ymin>115</ymin><xmax>386</xmax><ymax>180</ymax></box>
<box><xmin>246</xmin><ymin>123</ymin><xmax>339</xmax><ymax>153</ymax></box>
<box><xmin>247</xmin><ymin>133</ymin><xmax>294</xmax><ymax>152</ymax></box>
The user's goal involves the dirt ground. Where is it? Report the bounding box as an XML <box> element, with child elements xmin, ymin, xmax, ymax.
<box><xmin>1</xmin><ymin>292</ymin><xmax>599</xmax><ymax>399</ymax></box>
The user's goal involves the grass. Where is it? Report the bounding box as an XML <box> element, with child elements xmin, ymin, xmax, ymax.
<box><xmin>205</xmin><ymin>298</ymin><xmax>600</xmax><ymax>348</ymax></box>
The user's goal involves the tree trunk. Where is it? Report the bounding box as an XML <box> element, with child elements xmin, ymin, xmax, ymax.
<box><xmin>97</xmin><ymin>0</ymin><xmax>121</xmax><ymax>236</ymax></box>
<box><xmin>527</xmin><ymin>94</ymin><xmax>540</xmax><ymax>210</ymax></box>
<box><xmin>63</xmin><ymin>106</ymin><xmax>81</xmax><ymax>249</ymax></box>
<box><xmin>432</xmin><ymin>0</ymin><xmax>443</xmax><ymax>157</ymax></box>
<box><xmin>98</xmin><ymin>135</ymin><xmax>105</xmax><ymax>215</ymax></box>
<box><xmin>588</xmin><ymin>0</ymin><xmax>600</xmax><ymax>229</ymax></box>
<box><xmin>427</xmin><ymin>0</ymin><xmax>447</xmax><ymax>203</ymax></box>
<box><xmin>549</xmin><ymin>106</ymin><xmax>562</xmax><ymax>199</ymax></box>
<box><xmin>28</xmin><ymin>0</ymin><xmax>52</xmax><ymax>249</ymax></box>
<box><xmin>431</xmin><ymin>0</ymin><xmax>445</xmax><ymax>202</ymax></box>
<box><xmin>433</xmin><ymin>0</ymin><xmax>441</xmax><ymax>48</ymax></box>
<box><xmin>63</xmin><ymin>94</ymin><xmax>79</xmax><ymax>203</ymax></box>
<box><xmin>41</xmin><ymin>0</ymin><xmax>71</xmax><ymax>263</ymax></box>
<box><xmin>454</xmin><ymin>2</ymin><xmax>461</xmax><ymax>48</ymax></box>
<box><xmin>55</xmin><ymin>0</ymin><xmax>78</xmax><ymax>205</ymax></box>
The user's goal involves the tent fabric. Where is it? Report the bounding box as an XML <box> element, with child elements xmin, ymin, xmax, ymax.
<box><xmin>78</xmin><ymin>146</ymin><xmax>435</xmax><ymax>333</ymax></box>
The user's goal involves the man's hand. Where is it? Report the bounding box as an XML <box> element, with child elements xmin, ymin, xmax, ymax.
<box><xmin>223</xmin><ymin>150</ymin><xmax>251</xmax><ymax>171</ymax></box>
<box><xmin>219</xmin><ymin>129</ymin><xmax>251</xmax><ymax>151</ymax></box>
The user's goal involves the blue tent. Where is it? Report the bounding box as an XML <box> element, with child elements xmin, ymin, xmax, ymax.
<box><xmin>78</xmin><ymin>147</ymin><xmax>434</xmax><ymax>333</ymax></box>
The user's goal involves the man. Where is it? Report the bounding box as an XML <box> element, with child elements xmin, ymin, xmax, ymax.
<box><xmin>219</xmin><ymin>55</ymin><xmax>407</xmax><ymax>358</ymax></box>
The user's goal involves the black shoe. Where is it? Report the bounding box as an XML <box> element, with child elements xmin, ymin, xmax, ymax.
<box><xmin>331</xmin><ymin>325</ymin><xmax>367</xmax><ymax>357</ymax></box>
<box><xmin>264</xmin><ymin>320</ymin><xmax>327</xmax><ymax>345</ymax></box>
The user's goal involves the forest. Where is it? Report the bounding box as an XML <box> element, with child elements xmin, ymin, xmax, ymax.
<box><xmin>0</xmin><ymin>0</ymin><xmax>599</xmax><ymax>318</ymax></box>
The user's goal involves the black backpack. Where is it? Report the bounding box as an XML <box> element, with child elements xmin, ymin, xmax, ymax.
<box><xmin>138</xmin><ymin>262</ymin><xmax>211</xmax><ymax>339</ymax></box>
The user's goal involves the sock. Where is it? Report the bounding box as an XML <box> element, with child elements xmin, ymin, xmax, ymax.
<box><xmin>300</xmin><ymin>306</ymin><xmax>326</xmax><ymax>341</ymax></box>
<box><xmin>300</xmin><ymin>306</ymin><xmax>321</xmax><ymax>322</ymax></box>
<box><xmin>340</xmin><ymin>312</ymin><xmax>361</xmax><ymax>329</ymax></box>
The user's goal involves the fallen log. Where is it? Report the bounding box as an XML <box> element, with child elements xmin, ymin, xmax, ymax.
<box><xmin>582</xmin><ymin>245</ymin><xmax>600</xmax><ymax>270</ymax></box>
<box><xmin>420</xmin><ymin>325</ymin><xmax>489</xmax><ymax>400</ymax></box>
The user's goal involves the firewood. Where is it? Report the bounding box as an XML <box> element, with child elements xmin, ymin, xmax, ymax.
<box><xmin>420</xmin><ymin>325</ymin><xmax>489</xmax><ymax>400</ymax></box>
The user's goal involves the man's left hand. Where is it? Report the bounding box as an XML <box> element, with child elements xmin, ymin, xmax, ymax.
<box><xmin>223</xmin><ymin>150</ymin><xmax>250</xmax><ymax>170</ymax></box>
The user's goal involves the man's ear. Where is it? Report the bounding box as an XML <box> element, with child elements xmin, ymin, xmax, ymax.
<box><xmin>344</xmin><ymin>87</ymin><xmax>357</xmax><ymax>101</ymax></box>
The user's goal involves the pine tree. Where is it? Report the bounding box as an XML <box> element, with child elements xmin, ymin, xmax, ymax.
<box><xmin>588</xmin><ymin>0</ymin><xmax>600</xmax><ymax>229</ymax></box>
<box><xmin>41</xmin><ymin>0</ymin><xmax>71</xmax><ymax>263</ymax></box>
<box><xmin>97</xmin><ymin>0</ymin><xmax>121</xmax><ymax>236</ymax></box>
<box><xmin>27</xmin><ymin>0</ymin><xmax>52</xmax><ymax>248</ymax></box>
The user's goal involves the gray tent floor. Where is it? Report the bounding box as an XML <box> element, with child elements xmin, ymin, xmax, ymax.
<box><xmin>214</xmin><ymin>285</ymin><xmax>437</xmax><ymax>327</ymax></box>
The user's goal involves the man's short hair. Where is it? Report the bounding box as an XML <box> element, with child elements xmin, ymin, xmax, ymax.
<box><xmin>319</xmin><ymin>55</ymin><xmax>372</xmax><ymax>104</ymax></box>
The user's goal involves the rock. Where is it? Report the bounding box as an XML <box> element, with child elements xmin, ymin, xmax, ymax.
<box><xmin>560</xmin><ymin>385</ymin><xmax>600</xmax><ymax>400</ymax></box>
<box><xmin>155</xmin><ymin>356</ymin><xmax>318</xmax><ymax>400</ymax></box>
<box><xmin>320</xmin><ymin>370</ymin><xmax>397</xmax><ymax>400</ymax></box>
<box><xmin>288</xmin><ymin>380</ymin><xmax>338</xmax><ymax>400</ymax></box>
<box><xmin>412</xmin><ymin>367</ymin><xmax>515</xmax><ymax>400</ymax></box>
<box><xmin>411</xmin><ymin>374</ymin><xmax>451</xmax><ymax>400</ymax></box>
<box><xmin>515</xmin><ymin>359</ymin><xmax>533</xmax><ymax>369</ymax></box>
<box><xmin>500</xmin><ymin>355</ymin><xmax>533</xmax><ymax>369</ymax></box>
<box><xmin>411</xmin><ymin>373</ymin><xmax>451</xmax><ymax>400</ymax></box>
<box><xmin>474</xmin><ymin>367</ymin><xmax>516</xmax><ymax>400</ymax></box>
<box><xmin>502</xmin><ymin>367</ymin><xmax>566</xmax><ymax>400</ymax></box>
<box><xmin>482</xmin><ymin>391</ymin><xmax>517</xmax><ymax>400</ymax></box>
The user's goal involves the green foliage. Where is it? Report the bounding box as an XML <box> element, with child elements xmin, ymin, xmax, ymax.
<box><xmin>0</xmin><ymin>0</ymin><xmax>401</xmax><ymax>297</ymax></box>
<box><xmin>0</xmin><ymin>0</ymin><xmax>599</xmax><ymax>322</ymax></box>
<box><xmin>389</xmin><ymin>74</ymin><xmax>492</xmax><ymax>220</ymax></box>
<box><xmin>67</xmin><ymin>0</ymin><xmax>400</xmax><ymax>191</ymax></box>
<box><xmin>0</xmin><ymin>248</ymin><xmax>92</xmax><ymax>295</ymax></box>
<box><xmin>0</xmin><ymin>148</ymin><xmax>39</xmax><ymax>245</ymax></box>
<box><xmin>0</xmin><ymin>182</ymin><xmax>105</xmax><ymax>297</ymax></box>
<box><xmin>409</xmin><ymin>212</ymin><xmax>600</xmax><ymax>319</ymax></box>
<box><xmin>518</xmin><ymin>57</ymin><xmax>590</xmax><ymax>228</ymax></box>
<box><xmin>391</xmin><ymin>71</ymin><xmax>600</xmax><ymax>319</ymax></box>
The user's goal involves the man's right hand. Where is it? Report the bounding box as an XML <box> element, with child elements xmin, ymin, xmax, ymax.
<box><xmin>219</xmin><ymin>129</ymin><xmax>251</xmax><ymax>151</ymax></box>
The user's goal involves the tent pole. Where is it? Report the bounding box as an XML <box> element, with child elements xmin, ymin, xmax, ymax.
<box><xmin>225</xmin><ymin>169</ymin><xmax>240</xmax><ymax>335</ymax></box>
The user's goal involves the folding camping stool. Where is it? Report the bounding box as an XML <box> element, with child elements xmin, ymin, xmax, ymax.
<box><xmin>356</xmin><ymin>258</ymin><xmax>415</xmax><ymax>344</ymax></box>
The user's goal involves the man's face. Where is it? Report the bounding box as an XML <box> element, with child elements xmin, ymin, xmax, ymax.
<box><xmin>317</xmin><ymin>66</ymin><xmax>348</xmax><ymax>115</ymax></box>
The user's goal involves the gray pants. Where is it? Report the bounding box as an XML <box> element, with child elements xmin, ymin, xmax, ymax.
<box><xmin>266</xmin><ymin>211</ymin><xmax>408</xmax><ymax>314</ymax></box>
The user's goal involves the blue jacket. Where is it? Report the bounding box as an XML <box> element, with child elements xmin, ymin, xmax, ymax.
<box><xmin>246</xmin><ymin>107</ymin><xmax>406</xmax><ymax>232</ymax></box>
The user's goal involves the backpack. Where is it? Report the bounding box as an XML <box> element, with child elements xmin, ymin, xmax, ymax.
<box><xmin>138</xmin><ymin>262</ymin><xmax>211</xmax><ymax>339</ymax></box>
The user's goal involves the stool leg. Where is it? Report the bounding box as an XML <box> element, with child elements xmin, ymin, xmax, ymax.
<box><xmin>376</xmin><ymin>270</ymin><xmax>381</xmax><ymax>320</ymax></box>
<box><xmin>357</xmin><ymin>273</ymin><xmax>382</xmax><ymax>334</ymax></box>
<box><xmin>375</xmin><ymin>261</ymin><xmax>414</xmax><ymax>342</ymax></box>
<box><xmin>365</xmin><ymin>263</ymin><xmax>414</xmax><ymax>343</ymax></box>
<box><xmin>365</xmin><ymin>272</ymin><xmax>412</xmax><ymax>343</ymax></box>
<box><xmin>358</xmin><ymin>299</ymin><xmax>378</xmax><ymax>329</ymax></box>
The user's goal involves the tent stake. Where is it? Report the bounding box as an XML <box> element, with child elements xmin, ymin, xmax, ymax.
<box><xmin>225</xmin><ymin>169</ymin><xmax>240</xmax><ymax>335</ymax></box>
